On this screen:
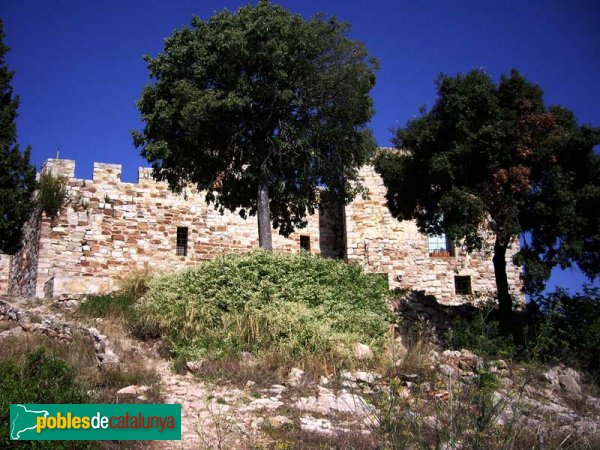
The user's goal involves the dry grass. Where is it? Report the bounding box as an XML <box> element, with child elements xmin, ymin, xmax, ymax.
<box><xmin>261</xmin><ymin>427</ymin><xmax>378</xmax><ymax>449</ymax></box>
<box><xmin>115</xmin><ymin>263</ymin><xmax>155</xmax><ymax>299</ymax></box>
<box><xmin>0</xmin><ymin>331</ymin><xmax>161</xmax><ymax>405</ymax></box>
<box><xmin>387</xmin><ymin>327</ymin><xmax>438</xmax><ymax>379</ymax></box>
<box><xmin>356</xmin><ymin>332</ymin><xmax>600</xmax><ymax>450</ymax></box>
<box><xmin>0</xmin><ymin>331</ymin><xmax>97</xmax><ymax>368</ymax></box>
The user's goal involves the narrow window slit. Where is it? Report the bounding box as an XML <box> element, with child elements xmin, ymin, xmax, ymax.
<box><xmin>300</xmin><ymin>235</ymin><xmax>311</xmax><ymax>252</ymax></box>
<box><xmin>176</xmin><ymin>227</ymin><xmax>188</xmax><ymax>256</ymax></box>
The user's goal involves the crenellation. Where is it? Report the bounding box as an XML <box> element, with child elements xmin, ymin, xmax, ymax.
<box><xmin>137</xmin><ymin>167</ymin><xmax>155</xmax><ymax>184</ymax></box>
<box><xmin>41</xmin><ymin>158</ymin><xmax>76</xmax><ymax>178</ymax></box>
<box><xmin>93</xmin><ymin>162</ymin><xmax>122</xmax><ymax>183</ymax></box>
<box><xmin>2</xmin><ymin>157</ymin><xmax>524</xmax><ymax>303</ymax></box>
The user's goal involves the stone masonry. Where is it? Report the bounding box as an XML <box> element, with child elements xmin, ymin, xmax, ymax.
<box><xmin>346</xmin><ymin>165</ymin><xmax>522</xmax><ymax>304</ymax></box>
<box><xmin>0</xmin><ymin>254</ymin><xmax>10</xmax><ymax>295</ymax></box>
<box><xmin>2</xmin><ymin>156</ymin><xmax>522</xmax><ymax>304</ymax></box>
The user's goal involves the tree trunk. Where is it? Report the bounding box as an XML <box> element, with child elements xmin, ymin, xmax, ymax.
<box><xmin>492</xmin><ymin>237</ymin><xmax>513</xmax><ymax>331</ymax></box>
<box><xmin>257</xmin><ymin>179</ymin><xmax>273</xmax><ymax>250</ymax></box>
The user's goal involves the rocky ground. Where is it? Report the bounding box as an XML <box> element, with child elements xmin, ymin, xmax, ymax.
<box><xmin>1</xmin><ymin>295</ymin><xmax>599</xmax><ymax>449</ymax></box>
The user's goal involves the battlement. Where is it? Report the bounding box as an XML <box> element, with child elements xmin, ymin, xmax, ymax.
<box><xmin>40</xmin><ymin>159</ymin><xmax>160</xmax><ymax>185</ymax></box>
<box><xmin>41</xmin><ymin>158</ymin><xmax>76</xmax><ymax>178</ymax></box>
<box><xmin>7</xmin><ymin>157</ymin><xmax>522</xmax><ymax>303</ymax></box>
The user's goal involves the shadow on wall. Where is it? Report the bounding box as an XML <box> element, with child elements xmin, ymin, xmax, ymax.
<box><xmin>318</xmin><ymin>204</ymin><xmax>346</xmax><ymax>260</ymax></box>
<box><xmin>391</xmin><ymin>290</ymin><xmax>480</xmax><ymax>345</ymax></box>
<box><xmin>392</xmin><ymin>289</ymin><xmax>540</xmax><ymax>348</ymax></box>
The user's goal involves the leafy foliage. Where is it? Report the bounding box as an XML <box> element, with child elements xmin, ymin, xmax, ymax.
<box><xmin>0</xmin><ymin>349</ymin><xmax>91</xmax><ymax>449</ymax></box>
<box><xmin>37</xmin><ymin>172</ymin><xmax>67</xmax><ymax>218</ymax></box>
<box><xmin>447</xmin><ymin>287</ymin><xmax>600</xmax><ymax>384</ymax></box>
<box><xmin>448</xmin><ymin>301</ymin><xmax>517</xmax><ymax>360</ymax></box>
<box><xmin>133</xmin><ymin>2</ymin><xmax>378</xmax><ymax>247</ymax></box>
<box><xmin>535</xmin><ymin>286</ymin><xmax>600</xmax><ymax>383</ymax></box>
<box><xmin>0</xmin><ymin>20</ymin><xmax>36</xmax><ymax>254</ymax></box>
<box><xmin>135</xmin><ymin>251</ymin><xmax>392</xmax><ymax>362</ymax></box>
<box><xmin>375</xmin><ymin>69</ymin><xmax>599</xmax><ymax>322</ymax></box>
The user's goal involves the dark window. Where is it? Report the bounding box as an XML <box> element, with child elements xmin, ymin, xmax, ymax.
<box><xmin>300</xmin><ymin>235</ymin><xmax>311</xmax><ymax>252</ymax></box>
<box><xmin>176</xmin><ymin>227</ymin><xmax>188</xmax><ymax>256</ymax></box>
<box><xmin>428</xmin><ymin>234</ymin><xmax>454</xmax><ymax>256</ymax></box>
<box><xmin>455</xmin><ymin>276</ymin><xmax>472</xmax><ymax>295</ymax></box>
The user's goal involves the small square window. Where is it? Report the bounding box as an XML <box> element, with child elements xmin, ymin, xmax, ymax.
<box><xmin>455</xmin><ymin>276</ymin><xmax>472</xmax><ymax>295</ymax></box>
<box><xmin>300</xmin><ymin>235</ymin><xmax>311</xmax><ymax>252</ymax></box>
<box><xmin>176</xmin><ymin>227</ymin><xmax>188</xmax><ymax>256</ymax></box>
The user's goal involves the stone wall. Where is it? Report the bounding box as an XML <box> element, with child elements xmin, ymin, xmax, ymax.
<box><xmin>8</xmin><ymin>209</ymin><xmax>42</xmax><ymax>297</ymax></box>
<box><xmin>9</xmin><ymin>158</ymin><xmax>523</xmax><ymax>302</ymax></box>
<box><xmin>31</xmin><ymin>159</ymin><xmax>335</xmax><ymax>297</ymax></box>
<box><xmin>0</xmin><ymin>254</ymin><xmax>10</xmax><ymax>295</ymax></box>
<box><xmin>346</xmin><ymin>165</ymin><xmax>523</xmax><ymax>304</ymax></box>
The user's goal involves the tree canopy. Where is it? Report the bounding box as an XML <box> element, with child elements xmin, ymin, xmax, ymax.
<box><xmin>0</xmin><ymin>20</ymin><xmax>36</xmax><ymax>254</ymax></box>
<box><xmin>133</xmin><ymin>1</ymin><xmax>378</xmax><ymax>249</ymax></box>
<box><xmin>375</xmin><ymin>69</ymin><xmax>599</xmax><ymax>324</ymax></box>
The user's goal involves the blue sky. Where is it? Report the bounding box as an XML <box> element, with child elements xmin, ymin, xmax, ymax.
<box><xmin>1</xmin><ymin>0</ymin><xmax>598</xmax><ymax>293</ymax></box>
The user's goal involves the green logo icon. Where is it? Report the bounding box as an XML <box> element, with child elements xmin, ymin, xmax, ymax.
<box><xmin>11</xmin><ymin>404</ymin><xmax>50</xmax><ymax>440</ymax></box>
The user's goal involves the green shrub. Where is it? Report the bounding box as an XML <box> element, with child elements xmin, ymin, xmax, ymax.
<box><xmin>535</xmin><ymin>285</ymin><xmax>600</xmax><ymax>383</ymax></box>
<box><xmin>448</xmin><ymin>300</ymin><xmax>516</xmax><ymax>360</ymax></box>
<box><xmin>38</xmin><ymin>172</ymin><xmax>68</xmax><ymax>218</ymax></box>
<box><xmin>135</xmin><ymin>251</ymin><xmax>392</xmax><ymax>363</ymax></box>
<box><xmin>80</xmin><ymin>292</ymin><xmax>161</xmax><ymax>340</ymax></box>
<box><xmin>0</xmin><ymin>349</ymin><xmax>91</xmax><ymax>449</ymax></box>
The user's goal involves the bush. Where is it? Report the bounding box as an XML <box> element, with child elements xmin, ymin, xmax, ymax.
<box><xmin>80</xmin><ymin>292</ymin><xmax>161</xmax><ymax>341</ymax></box>
<box><xmin>0</xmin><ymin>349</ymin><xmax>91</xmax><ymax>449</ymax></box>
<box><xmin>38</xmin><ymin>172</ymin><xmax>68</xmax><ymax>218</ymax></box>
<box><xmin>447</xmin><ymin>286</ymin><xmax>600</xmax><ymax>386</ymax></box>
<box><xmin>135</xmin><ymin>251</ymin><xmax>392</xmax><ymax>363</ymax></box>
<box><xmin>447</xmin><ymin>300</ymin><xmax>517</xmax><ymax>360</ymax></box>
<box><xmin>534</xmin><ymin>285</ymin><xmax>600</xmax><ymax>383</ymax></box>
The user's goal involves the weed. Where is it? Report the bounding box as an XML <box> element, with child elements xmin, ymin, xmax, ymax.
<box><xmin>115</xmin><ymin>263</ymin><xmax>154</xmax><ymax>299</ymax></box>
<box><xmin>448</xmin><ymin>299</ymin><xmax>516</xmax><ymax>360</ymax></box>
<box><xmin>38</xmin><ymin>171</ymin><xmax>68</xmax><ymax>218</ymax></box>
<box><xmin>79</xmin><ymin>292</ymin><xmax>136</xmax><ymax>320</ymax></box>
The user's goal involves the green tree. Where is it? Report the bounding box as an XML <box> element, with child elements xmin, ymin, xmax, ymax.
<box><xmin>0</xmin><ymin>20</ymin><xmax>36</xmax><ymax>254</ymax></box>
<box><xmin>133</xmin><ymin>1</ymin><xmax>377</xmax><ymax>249</ymax></box>
<box><xmin>375</xmin><ymin>69</ymin><xmax>599</xmax><ymax>328</ymax></box>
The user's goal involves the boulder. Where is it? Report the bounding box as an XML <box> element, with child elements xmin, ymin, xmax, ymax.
<box><xmin>266</xmin><ymin>415</ymin><xmax>293</xmax><ymax>429</ymax></box>
<box><xmin>558</xmin><ymin>374</ymin><xmax>582</xmax><ymax>397</ymax></box>
<box><xmin>246</xmin><ymin>397</ymin><xmax>284</xmax><ymax>411</ymax></box>
<box><xmin>287</xmin><ymin>367</ymin><xmax>304</xmax><ymax>387</ymax></box>
<box><xmin>354</xmin><ymin>371</ymin><xmax>378</xmax><ymax>384</ymax></box>
<box><xmin>542</xmin><ymin>365</ymin><xmax>583</xmax><ymax>397</ymax></box>
<box><xmin>117</xmin><ymin>385</ymin><xmax>150</xmax><ymax>395</ymax></box>
<box><xmin>439</xmin><ymin>364</ymin><xmax>459</xmax><ymax>378</ymax></box>
<box><xmin>353</xmin><ymin>343</ymin><xmax>373</xmax><ymax>360</ymax></box>
<box><xmin>300</xmin><ymin>416</ymin><xmax>334</xmax><ymax>435</ymax></box>
<box><xmin>186</xmin><ymin>360</ymin><xmax>206</xmax><ymax>373</ymax></box>
<box><xmin>458</xmin><ymin>349</ymin><xmax>483</xmax><ymax>371</ymax></box>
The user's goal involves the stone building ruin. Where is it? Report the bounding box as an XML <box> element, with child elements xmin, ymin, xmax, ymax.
<box><xmin>0</xmin><ymin>154</ymin><xmax>522</xmax><ymax>304</ymax></box>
